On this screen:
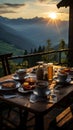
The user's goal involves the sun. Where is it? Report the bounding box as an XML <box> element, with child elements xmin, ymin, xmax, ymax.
<box><xmin>49</xmin><ymin>12</ymin><xmax>57</xmax><ymax>20</ymax></box>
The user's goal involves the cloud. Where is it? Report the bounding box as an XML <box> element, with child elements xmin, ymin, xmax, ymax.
<box><xmin>38</xmin><ymin>0</ymin><xmax>58</xmax><ymax>2</ymax></box>
<box><xmin>0</xmin><ymin>3</ymin><xmax>26</xmax><ymax>14</ymax></box>
<box><xmin>0</xmin><ymin>10</ymin><xmax>15</xmax><ymax>14</ymax></box>
<box><xmin>4</xmin><ymin>3</ymin><xmax>25</xmax><ymax>8</ymax></box>
<box><xmin>39</xmin><ymin>0</ymin><xmax>45</xmax><ymax>2</ymax></box>
<box><xmin>38</xmin><ymin>0</ymin><xmax>48</xmax><ymax>2</ymax></box>
<box><xmin>38</xmin><ymin>0</ymin><xmax>58</xmax><ymax>5</ymax></box>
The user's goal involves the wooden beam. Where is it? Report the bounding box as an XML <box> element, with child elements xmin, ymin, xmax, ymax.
<box><xmin>57</xmin><ymin>0</ymin><xmax>73</xmax><ymax>8</ymax></box>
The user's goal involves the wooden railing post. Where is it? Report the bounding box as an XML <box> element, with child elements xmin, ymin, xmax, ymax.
<box><xmin>0</xmin><ymin>53</ymin><xmax>12</xmax><ymax>76</ymax></box>
<box><xmin>5</xmin><ymin>56</ymin><xmax>11</xmax><ymax>75</ymax></box>
<box><xmin>58</xmin><ymin>51</ymin><xmax>61</xmax><ymax>65</ymax></box>
<box><xmin>1</xmin><ymin>57</ymin><xmax>7</xmax><ymax>76</ymax></box>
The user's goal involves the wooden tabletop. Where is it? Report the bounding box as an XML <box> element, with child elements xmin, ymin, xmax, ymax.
<box><xmin>0</xmin><ymin>68</ymin><xmax>73</xmax><ymax>130</ymax></box>
<box><xmin>0</xmin><ymin>74</ymin><xmax>73</xmax><ymax>114</ymax></box>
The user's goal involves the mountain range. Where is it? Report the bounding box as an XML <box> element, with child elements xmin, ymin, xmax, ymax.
<box><xmin>0</xmin><ymin>16</ymin><xmax>69</xmax><ymax>54</ymax></box>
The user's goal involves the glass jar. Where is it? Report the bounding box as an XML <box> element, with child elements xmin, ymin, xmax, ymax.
<box><xmin>36</xmin><ymin>61</ymin><xmax>44</xmax><ymax>80</ymax></box>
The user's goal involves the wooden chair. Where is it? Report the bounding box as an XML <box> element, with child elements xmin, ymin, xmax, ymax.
<box><xmin>48</xmin><ymin>104</ymin><xmax>73</xmax><ymax>130</ymax></box>
<box><xmin>0</xmin><ymin>101</ymin><xmax>12</xmax><ymax>129</ymax></box>
<box><xmin>0</xmin><ymin>102</ymin><xmax>35</xmax><ymax>130</ymax></box>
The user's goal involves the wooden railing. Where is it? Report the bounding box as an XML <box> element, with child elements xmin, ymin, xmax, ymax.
<box><xmin>0</xmin><ymin>49</ymin><xmax>69</xmax><ymax>76</ymax></box>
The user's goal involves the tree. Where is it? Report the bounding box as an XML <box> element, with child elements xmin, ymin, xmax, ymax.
<box><xmin>58</xmin><ymin>39</ymin><xmax>68</xmax><ymax>64</ymax></box>
<box><xmin>24</xmin><ymin>49</ymin><xmax>28</xmax><ymax>55</ymax></box>
<box><xmin>59</xmin><ymin>39</ymin><xmax>66</xmax><ymax>49</ymax></box>
<box><xmin>45</xmin><ymin>39</ymin><xmax>52</xmax><ymax>51</ymax></box>
<box><xmin>37</xmin><ymin>45</ymin><xmax>45</xmax><ymax>52</ymax></box>
<box><xmin>42</xmin><ymin>39</ymin><xmax>54</xmax><ymax>62</ymax></box>
<box><xmin>38</xmin><ymin>45</ymin><xmax>42</xmax><ymax>52</ymax></box>
<box><xmin>22</xmin><ymin>49</ymin><xmax>29</xmax><ymax>68</ymax></box>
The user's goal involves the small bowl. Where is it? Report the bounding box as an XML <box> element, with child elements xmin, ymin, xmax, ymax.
<box><xmin>22</xmin><ymin>82</ymin><xmax>30</xmax><ymax>90</ymax></box>
<box><xmin>25</xmin><ymin>77</ymin><xmax>36</xmax><ymax>85</ymax></box>
<box><xmin>22</xmin><ymin>82</ymin><xmax>35</xmax><ymax>90</ymax></box>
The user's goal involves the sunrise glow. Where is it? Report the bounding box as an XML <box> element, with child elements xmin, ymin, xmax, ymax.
<box><xmin>49</xmin><ymin>12</ymin><xmax>57</xmax><ymax>20</ymax></box>
<box><xmin>0</xmin><ymin>1</ymin><xmax>69</xmax><ymax>20</ymax></box>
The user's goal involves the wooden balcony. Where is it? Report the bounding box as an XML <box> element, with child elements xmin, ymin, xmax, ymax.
<box><xmin>0</xmin><ymin>48</ymin><xmax>73</xmax><ymax>130</ymax></box>
<box><xmin>0</xmin><ymin>49</ymin><xmax>69</xmax><ymax>77</ymax></box>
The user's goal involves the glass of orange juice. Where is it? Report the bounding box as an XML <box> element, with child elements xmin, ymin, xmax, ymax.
<box><xmin>47</xmin><ymin>63</ymin><xmax>53</xmax><ymax>83</ymax></box>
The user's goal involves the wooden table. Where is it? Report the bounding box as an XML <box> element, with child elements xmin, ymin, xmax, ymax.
<box><xmin>0</xmin><ymin>74</ymin><xmax>73</xmax><ymax>130</ymax></box>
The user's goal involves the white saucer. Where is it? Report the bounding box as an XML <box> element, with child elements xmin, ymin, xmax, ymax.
<box><xmin>55</xmin><ymin>77</ymin><xmax>71</xmax><ymax>84</ymax></box>
<box><xmin>12</xmin><ymin>74</ymin><xmax>24</xmax><ymax>80</ymax></box>
<box><xmin>12</xmin><ymin>73</ymin><xmax>36</xmax><ymax>80</ymax></box>
<box><xmin>12</xmin><ymin>75</ymin><xmax>19</xmax><ymax>80</ymax></box>
<box><xmin>33</xmin><ymin>88</ymin><xmax>51</xmax><ymax>96</ymax></box>
<box><xmin>18</xmin><ymin>87</ymin><xmax>33</xmax><ymax>93</ymax></box>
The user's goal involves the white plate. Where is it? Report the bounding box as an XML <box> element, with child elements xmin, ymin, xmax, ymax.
<box><xmin>18</xmin><ymin>87</ymin><xmax>33</xmax><ymax>93</ymax></box>
<box><xmin>0</xmin><ymin>80</ymin><xmax>21</xmax><ymax>91</ymax></box>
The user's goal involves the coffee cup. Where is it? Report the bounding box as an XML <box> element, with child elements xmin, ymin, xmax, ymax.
<box><xmin>16</xmin><ymin>69</ymin><xmax>26</xmax><ymax>79</ymax></box>
<box><xmin>58</xmin><ymin>72</ymin><xmax>68</xmax><ymax>82</ymax></box>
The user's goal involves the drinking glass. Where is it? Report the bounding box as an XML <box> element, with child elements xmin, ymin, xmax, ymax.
<box><xmin>47</xmin><ymin>63</ymin><xmax>53</xmax><ymax>83</ymax></box>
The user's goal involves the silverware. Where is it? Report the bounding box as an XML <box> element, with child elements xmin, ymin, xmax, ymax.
<box><xmin>3</xmin><ymin>94</ymin><xmax>19</xmax><ymax>99</ymax></box>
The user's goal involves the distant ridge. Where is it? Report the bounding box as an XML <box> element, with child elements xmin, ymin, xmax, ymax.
<box><xmin>0</xmin><ymin>21</ymin><xmax>36</xmax><ymax>52</ymax></box>
<box><xmin>0</xmin><ymin>16</ymin><xmax>51</xmax><ymax>24</ymax></box>
<box><xmin>0</xmin><ymin>16</ymin><xmax>68</xmax><ymax>24</ymax></box>
<box><xmin>0</xmin><ymin>16</ymin><xmax>69</xmax><ymax>53</ymax></box>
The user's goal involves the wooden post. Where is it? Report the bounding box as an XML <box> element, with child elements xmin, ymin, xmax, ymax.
<box><xmin>68</xmin><ymin>5</ymin><xmax>73</xmax><ymax>67</ymax></box>
<box><xmin>0</xmin><ymin>53</ymin><xmax>12</xmax><ymax>76</ymax></box>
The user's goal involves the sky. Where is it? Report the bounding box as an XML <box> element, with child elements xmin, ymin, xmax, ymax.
<box><xmin>0</xmin><ymin>0</ymin><xmax>69</xmax><ymax>21</ymax></box>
